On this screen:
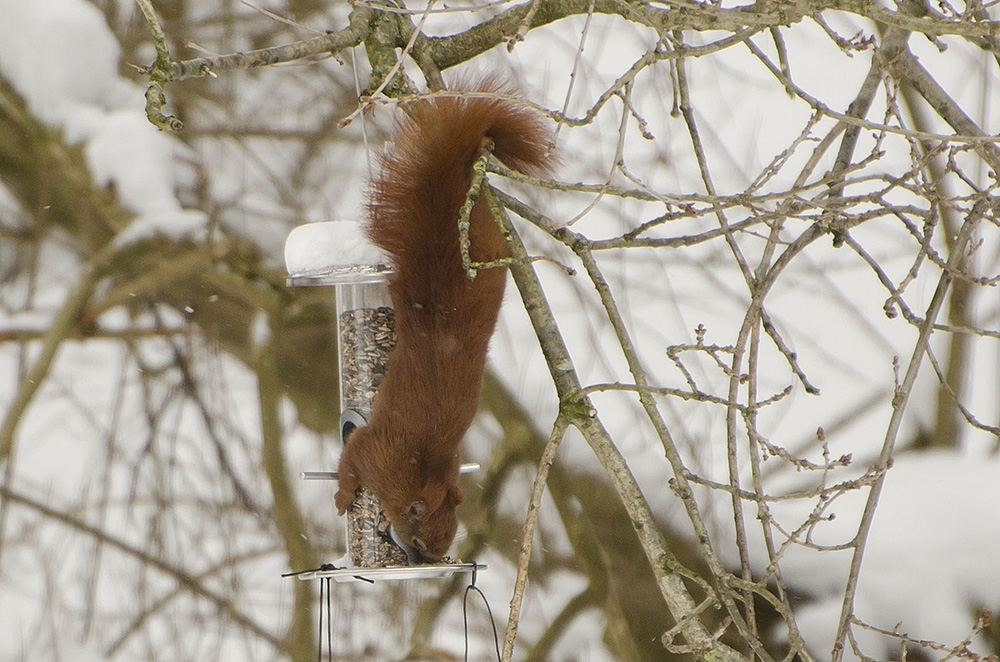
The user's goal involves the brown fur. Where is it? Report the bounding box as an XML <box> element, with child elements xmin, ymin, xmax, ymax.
<box><xmin>334</xmin><ymin>77</ymin><xmax>553</xmax><ymax>561</ymax></box>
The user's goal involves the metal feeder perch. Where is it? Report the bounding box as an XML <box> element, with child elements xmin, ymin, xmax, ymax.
<box><xmin>284</xmin><ymin>220</ymin><xmax>484</xmax><ymax>580</ymax></box>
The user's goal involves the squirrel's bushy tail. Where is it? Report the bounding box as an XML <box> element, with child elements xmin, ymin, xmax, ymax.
<box><xmin>366</xmin><ymin>77</ymin><xmax>553</xmax><ymax>294</ymax></box>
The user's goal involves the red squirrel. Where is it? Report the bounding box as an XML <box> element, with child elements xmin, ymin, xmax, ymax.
<box><xmin>333</xmin><ymin>77</ymin><xmax>553</xmax><ymax>561</ymax></box>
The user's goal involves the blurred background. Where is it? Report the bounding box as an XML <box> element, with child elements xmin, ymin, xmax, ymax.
<box><xmin>0</xmin><ymin>0</ymin><xmax>999</xmax><ymax>660</ymax></box>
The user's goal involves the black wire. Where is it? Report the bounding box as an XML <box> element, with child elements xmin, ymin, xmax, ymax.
<box><xmin>325</xmin><ymin>577</ymin><xmax>333</xmax><ymax>662</ymax></box>
<box><xmin>463</xmin><ymin>564</ymin><xmax>501</xmax><ymax>662</ymax></box>
<box><xmin>316</xmin><ymin>578</ymin><xmax>324</xmax><ymax>662</ymax></box>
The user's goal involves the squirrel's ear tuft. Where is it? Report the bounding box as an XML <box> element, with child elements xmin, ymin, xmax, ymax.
<box><xmin>419</xmin><ymin>482</ymin><xmax>449</xmax><ymax>514</ymax></box>
<box><xmin>406</xmin><ymin>499</ymin><xmax>428</xmax><ymax>517</ymax></box>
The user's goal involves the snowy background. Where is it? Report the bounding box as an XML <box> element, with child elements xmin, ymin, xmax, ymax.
<box><xmin>0</xmin><ymin>0</ymin><xmax>999</xmax><ymax>661</ymax></box>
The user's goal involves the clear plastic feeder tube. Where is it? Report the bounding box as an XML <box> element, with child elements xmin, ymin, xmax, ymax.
<box><xmin>334</xmin><ymin>274</ymin><xmax>411</xmax><ymax>568</ymax></box>
<box><xmin>286</xmin><ymin>222</ymin><xmax>486</xmax><ymax>580</ymax></box>
<box><xmin>335</xmin><ymin>279</ymin><xmax>394</xmax><ymax>420</ymax></box>
<box><xmin>284</xmin><ymin>220</ymin><xmax>417</xmax><ymax>567</ymax></box>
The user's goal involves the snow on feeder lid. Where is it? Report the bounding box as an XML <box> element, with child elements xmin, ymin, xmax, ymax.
<box><xmin>284</xmin><ymin>220</ymin><xmax>391</xmax><ymax>287</ymax></box>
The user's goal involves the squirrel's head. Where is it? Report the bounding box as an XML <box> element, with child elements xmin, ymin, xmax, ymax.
<box><xmin>388</xmin><ymin>480</ymin><xmax>463</xmax><ymax>562</ymax></box>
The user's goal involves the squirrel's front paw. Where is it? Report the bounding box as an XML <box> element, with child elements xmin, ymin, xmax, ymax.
<box><xmin>334</xmin><ymin>488</ymin><xmax>353</xmax><ymax>516</ymax></box>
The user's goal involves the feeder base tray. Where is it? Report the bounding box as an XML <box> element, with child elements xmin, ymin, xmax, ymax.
<box><xmin>295</xmin><ymin>562</ymin><xmax>485</xmax><ymax>583</ymax></box>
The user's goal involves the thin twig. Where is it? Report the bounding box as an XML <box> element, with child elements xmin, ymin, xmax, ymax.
<box><xmin>501</xmin><ymin>417</ymin><xmax>569</xmax><ymax>662</ymax></box>
<box><xmin>831</xmin><ymin>201</ymin><xmax>983</xmax><ymax>661</ymax></box>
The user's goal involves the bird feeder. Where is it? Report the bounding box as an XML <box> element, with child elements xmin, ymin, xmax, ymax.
<box><xmin>284</xmin><ymin>221</ymin><xmax>483</xmax><ymax>578</ymax></box>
